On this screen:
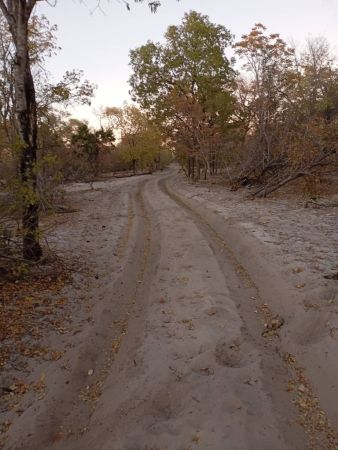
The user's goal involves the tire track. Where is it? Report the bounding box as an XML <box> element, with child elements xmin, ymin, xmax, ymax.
<box><xmin>159</xmin><ymin>174</ymin><xmax>338</xmax><ymax>450</ymax></box>
<box><xmin>11</xmin><ymin>178</ymin><xmax>156</xmax><ymax>450</ymax></box>
<box><xmin>116</xmin><ymin>192</ymin><xmax>135</xmax><ymax>259</ymax></box>
<box><xmin>68</xmin><ymin>180</ymin><xmax>155</xmax><ymax>439</ymax></box>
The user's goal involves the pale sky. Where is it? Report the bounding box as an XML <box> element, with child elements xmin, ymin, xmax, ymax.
<box><xmin>37</xmin><ymin>0</ymin><xmax>338</xmax><ymax>125</ymax></box>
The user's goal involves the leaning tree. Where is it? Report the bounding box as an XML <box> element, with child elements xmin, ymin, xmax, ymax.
<box><xmin>0</xmin><ymin>0</ymin><xmax>162</xmax><ymax>261</ymax></box>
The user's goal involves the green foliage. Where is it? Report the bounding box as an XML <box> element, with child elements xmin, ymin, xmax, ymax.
<box><xmin>28</xmin><ymin>14</ymin><xmax>60</xmax><ymax>64</ymax></box>
<box><xmin>129</xmin><ymin>11</ymin><xmax>236</xmax><ymax>177</ymax></box>
<box><xmin>37</xmin><ymin>70</ymin><xmax>96</xmax><ymax>114</ymax></box>
<box><xmin>129</xmin><ymin>11</ymin><xmax>235</xmax><ymax>122</ymax></box>
<box><xmin>120</xmin><ymin>124</ymin><xmax>161</xmax><ymax>168</ymax></box>
<box><xmin>71</xmin><ymin>123</ymin><xmax>115</xmax><ymax>175</ymax></box>
<box><xmin>105</xmin><ymin>104</ymin><xmax>165</xmax><ymax>172</ymax></box>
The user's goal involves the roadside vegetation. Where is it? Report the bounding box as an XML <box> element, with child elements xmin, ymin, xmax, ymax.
<box><xmin>0</xmin><ymin>1</ymin><xmax>337</xmax><ymax>356</ymax></box>
<box><xmin>0</xmin><ymin>4</ymin><xmax>337</xmax><ymax>448</ymax></box>
<box><xmin>1</xmin><ymin>6</ymin><xmax>337</xmax><ymax>264</ymax></box>
<box><xmin>0</xmin><ymin>3</ymin><xmax>170</xmax><ymax>265</ymax></box>
<box><xmin>130</xmin><ymin>12</ymin><xmax>337</xmax><ymax>197</ymax></box>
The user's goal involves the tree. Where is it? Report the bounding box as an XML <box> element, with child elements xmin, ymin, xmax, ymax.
<box><xmin>235</xmin><ymin>24</ymin><xmax>295</xmax><ymax>170</ymax></box>
<box><xmin>104</xmin><ymin>104</ymin><xmax>162</xmax><ymax>174</ymax></box>
<box><xmin>0</xmin><ymin>0</ymin><xmax>163</xmax><ymax>260</ymax></box>
<box><xmin>299</xmin><ymin>37</ymin><xmax>338</xmax><ymax>120</ymax></box>
<box><xmin>0</xmin><ymin>13</ymin><xmax>59</xmax><ymax>144</ymax></box>
<box><xmin>129</xmin><ymin>11</ymin><xmax>235</xmax><ymax>179</ymax></box>
<box><xmin>0</xmin><ymin>1</ymin><xmax>45</xmax><ymax>260</ymax></box>
<box><xmin>71</xmin><ymin>122</ymin><xmax>114</xmax><ymax>183</ymax></box>
<box><xmin>233</xmin><ymin>26</ymin><xmax>337</xmax><ymax>196</ymax></box>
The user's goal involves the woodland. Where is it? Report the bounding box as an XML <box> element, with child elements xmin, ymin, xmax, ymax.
<box><xmin>0</xmin><ymin>3</ymin><xmax>338</xmax><ymax>449</ymax></box>
<box><xmin>0</xmin><ymin>5</ymin><xmax>337</xmax><ymax>262</ymax></box>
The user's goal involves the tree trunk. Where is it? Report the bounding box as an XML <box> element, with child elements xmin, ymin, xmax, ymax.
<box><xmin>13</xmin><ymin>3</ymin><xmax>42</xmax><ymax>260</ymax></box>
<box><xmin>196</xmin><ymin>158</ymin><xmax>201</xmax><ymax>180</ymax></box>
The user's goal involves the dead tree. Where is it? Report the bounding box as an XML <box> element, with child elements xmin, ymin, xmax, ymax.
<box><xmin>252</xmin><ymin>149</ymin><xmax>336</xmax><ymax>198</ymax></box>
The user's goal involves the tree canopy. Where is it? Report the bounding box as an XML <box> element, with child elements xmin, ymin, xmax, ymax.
<box><xmin>129</xmin><ymin>11</ymin><xmax>236</xmax><ymax>178</ymax></box>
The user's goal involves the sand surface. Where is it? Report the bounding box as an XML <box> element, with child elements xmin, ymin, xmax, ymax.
<box><xmin>1</xmin><ymin>168</ymin><xmax>338</xmax><ymax>450</ymax></box>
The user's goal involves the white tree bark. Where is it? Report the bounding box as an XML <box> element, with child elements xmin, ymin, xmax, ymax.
<box><xmin>0</xmin><ymin>0</ymin><xmax>42</xmax><ymax>260</ymax></box>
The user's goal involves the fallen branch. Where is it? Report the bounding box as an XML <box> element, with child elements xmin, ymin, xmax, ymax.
<box><xmin>304</xmin><ymin>199</ymin><xmax>338</xmax><ymax>209</ymax></box>
<box><xmin>0</xmin><ymin>253</ymin><xmax>27</xmax><ymax>263</ymax></box>
<box><xmin>252</xmin><ymin>149</ymin><xmax>336</xmax><ymax>198</ymax></box>
<box><xmin>112</xmin><ymin>171</ymin><xmax>153</xmax><ymax>179</ymax></box>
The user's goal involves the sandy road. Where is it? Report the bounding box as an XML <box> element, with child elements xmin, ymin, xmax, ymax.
<box><xmin>83</xmin><ymin>172</ymin><xmax>303</xmax><ymax>450</ymax></box>
<box><xmin>4</xmin><ymin>169</ymin><xmax>338</xmax><ymax>450</ymax></box>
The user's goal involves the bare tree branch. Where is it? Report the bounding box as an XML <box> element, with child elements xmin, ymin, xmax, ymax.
<box><xmin>0</xmin><ymin>0</ymin><xmax>14</xmax><ymax>27</ymax></box>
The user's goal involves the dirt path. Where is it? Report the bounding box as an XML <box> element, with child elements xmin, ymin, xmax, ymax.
<box><xmin>2</xmin><ymin>168</ymin><xmax>338</xmax><ymax>450</ymax></box>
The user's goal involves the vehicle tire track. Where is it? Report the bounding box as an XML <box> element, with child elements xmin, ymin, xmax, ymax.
<box><xmin>8</xmin><ymin>178</ymin><xmax>157</xmax><ymax>450</ymax></box>
<box><xmin>159</xmin><ymin>173</ymin><xmax>338</xmax><ymax>450</ymax></box>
